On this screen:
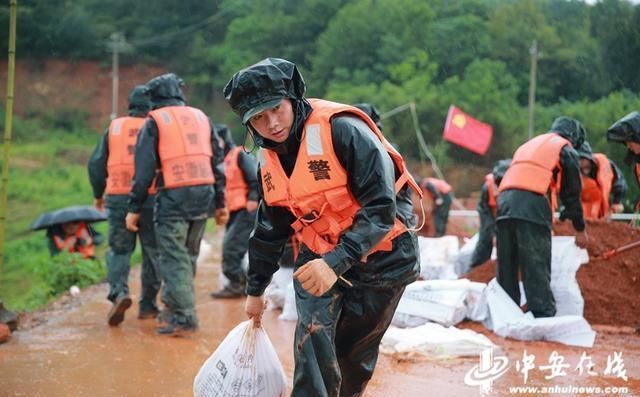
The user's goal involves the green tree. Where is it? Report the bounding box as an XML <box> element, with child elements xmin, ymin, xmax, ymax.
<box><xmin>487</xmin><ymin>0</ymin><xmax>561</xmax><ymax>104</ymax></box>
<box><xmin>425</xmin><ymin>0</ymin><xmax>493</xmax><ymax>82</ymax></box>
<box><xmin>202</xmin><ymin>0</ymin><xmax>346</xmax><ymax>93</ymax></box>
<box><xmin>590</xmin><ymin>0</ymin><xmax>640</xmax><ymax>92</ymax></box>
<box><xmin>310</xmin><ymin>0</ymin><xmax>434</xmax><ymax>94</ymax></box>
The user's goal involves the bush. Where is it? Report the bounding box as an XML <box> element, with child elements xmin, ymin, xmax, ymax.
<box><xmin>46</xmin><ymin>252</ymin><xmax>106</xmax><ymax>297</ymax></box>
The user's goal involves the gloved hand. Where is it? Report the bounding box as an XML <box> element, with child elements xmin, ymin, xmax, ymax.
<box><xmin>125</xmin><ymin>212</ymin><xmax>140</xmax><ymax>232</ymax></box>
<box><xmin>293</xmin><ymin>258</ymin><xmax>338</xmax><ymax>297</ymax></box>
<box><xmin>215</xmin><ymin>208</ymin><xmax>230</xmax><ymax>225</ymax></box>
<box><xmin>575</xmin><ymin>229</ymin><xmax>589</xmax><ymax>249</ymax></box>
<box><xmin>245</xmin><ymin>295</ymin><xmax>266</xmax><ymax>328</ymax></box>
<box><xmin>94</xmin><ymin>197</ymin><xmax>104</xmax><ymax>212</ymax></box>
<box><xmin>246</xmin><ymin>200</ymin><xmax>259</xmax><ymax>213</ymax></box>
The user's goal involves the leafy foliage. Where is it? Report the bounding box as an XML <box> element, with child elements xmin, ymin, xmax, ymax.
<box><xmin>47</xmin><ymin>252</ymin><xmax>105</xmax><ymax>297</ymax></box>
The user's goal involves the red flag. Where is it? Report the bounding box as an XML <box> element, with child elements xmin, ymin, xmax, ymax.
<box><xmin>442</xmin><ymin>105</ymin><xmax>493</xmax><ymax>155</ymax></box>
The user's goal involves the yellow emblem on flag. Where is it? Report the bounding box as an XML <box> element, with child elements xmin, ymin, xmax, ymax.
<box><xmin>453</xmin><ymin>114</ymin><xmax>467</xmax><ymax>128</ymax></box>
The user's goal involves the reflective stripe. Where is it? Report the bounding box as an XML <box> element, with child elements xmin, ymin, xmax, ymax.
<box><xmin>257</xmin><ymin>149</ymin><xmax>266</xmax><ymax>167</ymax></box>
<box><xmin>305</xmin><ymin>124</ymin><xmax>323</xmax><ymax>155</ymax></box>
<box><xmin>160</xmin><ymin>111</ymin><xmax>171</xmax><ymax>124</ymax></box>
<box><xmin>112</xmin><ymin>119</ymin><xmax>122</xmax><ymax>135</ymax></box>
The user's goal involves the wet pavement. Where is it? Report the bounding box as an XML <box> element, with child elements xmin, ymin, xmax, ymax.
<box><xmin>0</xmin><ymin>231</ymin><xmax>638</xmax><ymax>396</ymax></box>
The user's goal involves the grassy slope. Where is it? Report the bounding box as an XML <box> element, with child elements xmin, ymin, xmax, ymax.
<box><xmin>0</xmin><ymin>117</ymin><xmax>110</xmax><ymax>310</ymax></box>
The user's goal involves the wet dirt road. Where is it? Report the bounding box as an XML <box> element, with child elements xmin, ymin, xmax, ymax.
<box><xmin>1</xmin><ymin>231</ymin><xmax>639</xmax><ymax>396</ymax></box>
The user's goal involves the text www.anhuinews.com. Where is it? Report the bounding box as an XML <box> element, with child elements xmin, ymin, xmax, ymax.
<box><xmin>508</xmin><ymin>385</ymin><xmax>629</xmax><ymax>395</ymax></box>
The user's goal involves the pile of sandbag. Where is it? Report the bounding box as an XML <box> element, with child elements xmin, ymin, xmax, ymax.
<box><xmin>392</xmin><ymin>279</ymin><xmax>487</xmax><ymax>328</ymax></box>
<box><xmin>481</xmin><ymin>279</ymin><xmax>596</xmax><ymax>348</ymax></box>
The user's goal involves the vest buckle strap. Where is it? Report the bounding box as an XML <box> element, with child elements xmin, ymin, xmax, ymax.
<box><xmin>300</xmin><ymin>209</ymin><xmax>321</xmax><ymax>223</ymax></box>
<box><xmin>291</xmin><ymin>210</ymin><xmax>321</xmax><ymax>232</ymax></box>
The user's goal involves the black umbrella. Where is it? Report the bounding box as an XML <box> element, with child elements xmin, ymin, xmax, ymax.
<box><xmin>31</xmin><ymin>205</ymin><xmax>107</xmax><ymax>231</ymax></box>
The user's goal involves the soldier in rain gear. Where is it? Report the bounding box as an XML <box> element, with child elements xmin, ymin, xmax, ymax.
<box><xmin>224</xmin><ymin>58</ymin><xmax>421</xmax><ymax>397</ymax></box>
<box><xmin>497</xmin><ymin>117</ymin><xmax>588</xmax><ymax>318</ymax></box>
<box><xmin>469</xmin><ymin>158</ymin><xmax>511</xmax><ymax>268</ymax></box>
<box><xmin>576</xmin><ymin>141</ymin><xmax>626</xmax><ymax>220</ymax></box>
<box><xmin>88</xmin><ymin>85</ymin><xmax>161</xmax><ymax>326</ymax></box>
<box><xmin>418</xmin><ymin>177</ymin><xmax>452</xmax><ymax>237</ymax></box>
<box><xmin>125</xmin><ymin>73</ymin><xmax>227</xmax><ymax>336</ymax></box>
<box><xmin>47</xmin><ymin>221</ymin><xmax>98</xmax><ymax>259</ymax></box>
<box><xmin>210</xmin><ymin>124</ymin><xmax>260</xmax><ymax>299</ymax></box>
<box><xmin>607</xmin><ymin>111</ymin><xmax>640</xmax><ymax>208</ymax></box>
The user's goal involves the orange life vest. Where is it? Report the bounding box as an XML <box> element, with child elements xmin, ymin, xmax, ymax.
<box><xmin>149</xmin><ymin>106</ymin><xmax>215</xmax><ymax>189</ymax></box>
<box><xmin>581</xmin><ymin>153</ymin><xmax>614</xmax><ymax>220</ymax></box>
<box><xmin>258</xmin><ymin>99</ymin><xmax>421</xmax><ymax>259</ymax></box>
<box><xmin>485</xmin><ymin>173</ymin><xmax>498</xmax><ymax>217</ymax></box>
<box><xmin>423</xmin><ymin>177</ymin><xmax>452</xmax><ymax>197</ymax></box>
<box><xmin>499</xmin><ymin>133</ymin><xmax>570</xmax><ymax>212</ymax></box>
<box><xmin>224</xmin><ymin>146</ymin><xmax>250</xmax><ymax>212</ymax></box>
<box><xmin>53</xmin><ymin>222</ymin><xmax>95</xmax><ymax>259</ymax></box>
<box><xmin>106</xmin><ymin>116</ymin><xmax>157</xmax><ymax>195</ymax></box>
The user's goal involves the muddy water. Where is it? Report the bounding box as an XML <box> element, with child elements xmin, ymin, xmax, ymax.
<box><xmin>1</xmin><ymin>232</ymin><xmax>639</xmax><ymax>396</ymax></box>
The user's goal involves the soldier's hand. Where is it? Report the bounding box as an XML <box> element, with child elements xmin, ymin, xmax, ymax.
<box><xmin>246</xmin><ymin>200</ymin><xmax>259</xmax><ymax>213</ymax></box>
<box><xmin>575</xmin><ymin>230</ymin><xmax>589</xmax><ymax>249</ymax></box>
<box><xmin>611</xmin><ymin>203</ymin><xmax>624</xmax><ymax>214</ymax></box>
<box><xmin>94</xmin><ymin>197</ymin><xmax>104</xmax><ymax>212</ymax></box>
<box><xmin>125</xmin><ymin>212</ymin><xmax>140</xmax><ymax>232</ymax></box>
<box><xmin>215</xmin><ymin>208</ymin><xmax>229</xmax><ymax>225</ymax></box>
<box><xmin>293</xmin><ymin>258</ymin><xmax>338</xmax><ymax>297</ymax></box>
<box><xmin>245</xmin><ymin>295</ymin><xmax>266</xmax><ymax>328</ymax></box>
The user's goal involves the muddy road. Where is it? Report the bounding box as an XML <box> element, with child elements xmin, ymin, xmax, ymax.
<box><xmin>1</xmin><ymin>231</ymin><xmax>638</xmax><ymax>396</ymax></box>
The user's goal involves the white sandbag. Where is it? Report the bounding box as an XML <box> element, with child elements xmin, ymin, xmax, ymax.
<box><xmin>193</xmin><ymin>321</ymin><xmax>287</xmax><ymax>397</ymax></box>
<box><xmin>395</xmin><ymin>280</ymin><xmax>468</xmax><ymax>326</ymax></box>
<box><xmin>393</xmin><ymin>279</ymin><xmax>488</xmax><ymax>326</ymax></box>
<box><xmin>550</xmin><ymin>236</ymin><xmax>588</xmax><ymax>316</ymax></box>
<box><xmin>463</xmin><ymin>280</ymin><xmax>488</xmax><ymax>322</ymax></box>
<box><xmin>278</xmin><ymin>282</ymin><xmax>297</xmax><ymax>322</ymax></box>
<box><xmin>417</xmin><ymin>236</ymin><xmax>459</xmax><ymax>280</ymax></box>
<box><xmin>264</xmin><ymin>285</ymin><xmax>285</xmax><ymax>311</ymax></box>
<box><xmin>452</xmin><ymin>233</ymin><xmax>497</xmax><ymax>276</ymax></box>
<box><xmin>391</xmin><ymin>312</ymin><xmax>430</xmax><ymax>328</ymax></box>
<box><xmin>381</xmin><ymin>323</ymin><xmax>496</xmax><ymax>359</ymax></box>
<box><xmin>265</xmin><ymin>268</ymin><xmax>294</xmax><ymax>310</ymax></box>
<box><xmin>271</xmin><ymin>267</ymin><xmax>293</xmax><ymax>291</ymax></box>
<box><xmin>452</xmin><ymin>234</ymin><xmax>477</xmax><ymax>277</ymax></box>
<box><xmin>483</xmin><ymin>279</ymin><xmax>595</xmax><ymax>348</ymax></box>
<box><xmin>197</xmin><ymin>239</ymin><xmax>213</xmax><ymax>266</ymax></box>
